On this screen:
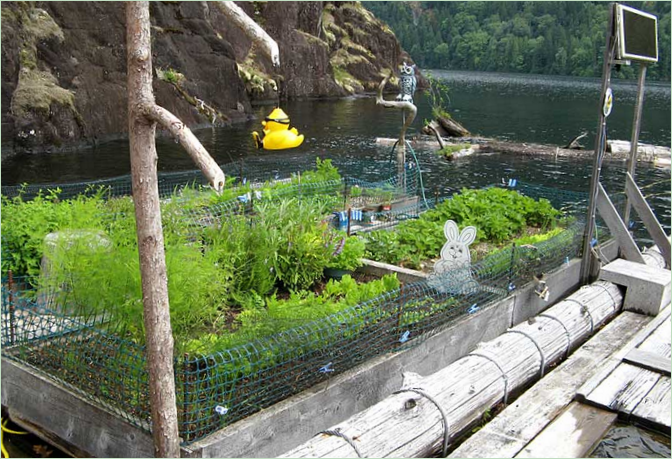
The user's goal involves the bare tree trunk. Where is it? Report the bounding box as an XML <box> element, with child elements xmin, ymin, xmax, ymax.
<box><xmin>126</xmin><ymin>3</ymin><xmax>180</xmax><ymax>457</ymax></box>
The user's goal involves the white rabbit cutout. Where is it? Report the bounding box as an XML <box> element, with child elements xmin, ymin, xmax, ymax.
<box><xmin>435</xmin><ymin>220</ymin><xmax>476</xmax><ymax>274</ymax></box>
<box><xmin>429</xmin><ymin>220</ymin><xmax>478</xmax><ymax>294</ymax></box>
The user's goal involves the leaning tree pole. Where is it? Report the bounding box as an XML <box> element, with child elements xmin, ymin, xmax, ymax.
<box><xmin>126</xmin><ymin>2</ymin><xmax>225</xmax><ymax>456</ymax></box>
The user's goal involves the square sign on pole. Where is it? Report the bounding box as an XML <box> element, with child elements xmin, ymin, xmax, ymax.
<box><xmin>616</xmin><ymin>4</ymin><xmax>659</xmax><ymax>63</ymax></box>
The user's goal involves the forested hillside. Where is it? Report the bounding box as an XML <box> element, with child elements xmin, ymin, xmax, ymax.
<box><xmin>364</xmin><ymin>1</ymin><xmax>670</xmax><ymax>81</ymax></box>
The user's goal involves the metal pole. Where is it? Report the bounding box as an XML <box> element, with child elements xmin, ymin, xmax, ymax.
<box><xmin>622</xmin><ymin>63</ymin><xmax>648</xmax><ymax>226</ymax></box>
<box><xmin>580</xmin><ymin>3</ymin><xmax>616</xmax><ymax>284</ymax></box>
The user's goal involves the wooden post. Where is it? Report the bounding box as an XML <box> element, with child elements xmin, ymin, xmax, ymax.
<box><xmin>580</xmin><ymin>3</ymin><xmax>616</xmax><ymax>284</ymax></box>
<box><xmin>622</xmin><ymin>63</ymin><xmax>648</xmax><ymax>226</ymax></box>
<box><xmin>126</xmin><ymin>3</ymin><xmax>180</xmax><ymax>456</ymax></box>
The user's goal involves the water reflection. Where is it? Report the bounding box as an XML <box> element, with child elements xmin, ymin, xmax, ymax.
<box><xmin>591</xmin><ymin>424</ymin><xmax>671</xmax><ymax>458</ymax></box>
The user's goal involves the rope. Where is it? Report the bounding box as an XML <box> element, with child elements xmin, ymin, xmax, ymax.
<box><xmin>507</xmin><ymin>329</ymin><xmax>547</xmax><ymax>377</ymax></box>
<box><xmin>394</xmin><ymin>387</ymin><xmax>451</xmax><ymax>457</ymax></box>
<box><xmin>538</xmin><ymin>313</ymin><xmax>572</xmax><ymax>358</ymax></box>
<box><xmin>320</xmin><ymin>428</ymin><xmax>363</xmax><ymax>458</ymax></box>
<box><xmin>563</xmin><ymin>298</ymin><xmax>595</xmax><ymax>333</ymax></box>
<box><xmin>467</xmin><ymin>353</ymin><xmax>510</xmax><ymax>405</ymax></box>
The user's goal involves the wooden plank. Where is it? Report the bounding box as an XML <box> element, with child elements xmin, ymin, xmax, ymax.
<box><xmin>596</xmin><ymin>183</ymin><xmax>645</xmax><ymax>264</ymax></box>
<box><xmin>576</xmin><ymin>305</ymin><xmax>671</xmax><ymax>403</ymax></box>
<box><xmin>623</xmin><ymin>348</ymin><xmax>671</xmax><ymax>375</ymax></box>
<box><xmin>637</xmin><ymin>316</ymin><xmax>671</xmax><ymax>358</ymax></box>
<box><xmin>584</xmin><ymin>363</ymin><xmax>660</xmax><ymax>415</ymax></box>
<box><xmin>9</xmin><ymin>412</ymin><xmax>86</xmax><ymax>458</ymax></box>
<box><xmin>1</xmin><ymin>358</ymin><xmax>154</xmax><ymax>458</ymax></box>
<box><xmin>625</xmin><ymin>172</ymin><xmax>671</xmax><ymax>268</ymax></box>
<box><xmin>630</xmin><ymin>376</ymin><xmax>671</xmax><ymax>432</ymax></box>
<box><xmin>449</xmin><ymin>311</ymin><xmax>650</xmax><ymax>458</ymax></box>
<box><xmin>515</xmin><ymin>402</ymin><xmax>617</xmax><ymax>458</ymax></box>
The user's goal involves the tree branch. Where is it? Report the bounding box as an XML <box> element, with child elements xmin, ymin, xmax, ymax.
<box><xmin>144</xmin><ymin>104</ymin><xmax>226</xmax><ymax>191</ymax></box>
<box><xmin>216</xmin><ymin>1</ymin><xmax>280</xmax><ymax>67</ymax></box>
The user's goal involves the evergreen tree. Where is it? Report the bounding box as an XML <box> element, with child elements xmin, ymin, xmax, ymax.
<box><xmin>363</xmin><ymin>1</ymin><xmax>670</xmax><ymax>81</ymax></box>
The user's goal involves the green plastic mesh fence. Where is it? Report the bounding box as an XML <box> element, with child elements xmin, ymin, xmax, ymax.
<box><xmin>1</xmin><ymin>170</ymin><xmax>597</xmax><ymax>445</ymax></box>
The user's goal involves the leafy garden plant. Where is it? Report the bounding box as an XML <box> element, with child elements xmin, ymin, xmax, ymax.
<box><xmin>363</xmin><ymin>187</ymin><xmax>564</xmax><ymax>269</ymax></box>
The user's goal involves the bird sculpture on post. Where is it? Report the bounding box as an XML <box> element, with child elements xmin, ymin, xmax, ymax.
<box><xmin>377</xmin><ymin>62</ymin><xmax>417</xmax><ymax>191</ymax></box>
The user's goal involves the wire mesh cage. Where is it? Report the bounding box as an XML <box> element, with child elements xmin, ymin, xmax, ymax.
<box><xmin>1</xmin><ymin>161</ymin><xmax>598</xmax><ymax>444</ymax></box>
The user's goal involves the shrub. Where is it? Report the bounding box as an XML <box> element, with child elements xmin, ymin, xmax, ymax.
<box><xmin>1</xmin><ymin>188</ymin><xmax>108</xmax><ymax>277</ymax></box>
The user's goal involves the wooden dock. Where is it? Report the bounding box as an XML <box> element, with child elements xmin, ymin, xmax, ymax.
<box><xmin>576</xmin><ymin>306</ymin><xmax>671</xmax><ymax>434</ymax></box>
<box><xmin>452</xmin><ymin>305</ymin><xmax>670</xmax><ymax>458</ymax></box>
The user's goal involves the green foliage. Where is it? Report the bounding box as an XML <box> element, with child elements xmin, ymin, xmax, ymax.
<box><xmin>425</xmin><ymin>73</ymin><xmax>453</xmax><ymax>120</ymax></box>
<box><xmin>255</xmin><ymin>198</ymin><xmax>334</xmax><ymax>291</ymax></box>
<box><xmin>437</xmin><ymin>143</ymin><xmax>470</xmax><ymax>159</ymax></box>
<box><xmin>1</xmin><ymin>188</ymin><xmax>109</xmax><ymax>277</ymax></box>
<box><xmin>328</xmin><ymin>234</ymin><xmax>366</xmax><ymax>271</ymax></box>
<box><xmin>184</xmin><ymin>274</ymin><xmax>400</xmax><ymax>354</ymax></box>
<box><xmin>298</xmin><ymin>158</ymin><xmax>341</xmax><ymax>184</ymax></box>
<box><xmin>364</xmin><ymin>1</ymin><xmax>671</xmax><ymax>81</ymax></box>
<box><xmin>364</xmin><ymin>187</ymin><xmax>563</xmax><ymax>269</ymax></box>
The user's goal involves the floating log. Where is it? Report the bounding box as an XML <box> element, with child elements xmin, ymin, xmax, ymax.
<box><xmin>376</xmin><ymin>135</ymin><xmax>670</xmax><ymax>165</ymax></box>
<box><xmin>607</xmin><ymin>140</ymin><xmax>671</xmax><ymax>158</ymax></box>
<box><xmin>281</xmin><ymin>280</ymin><xmax>623</xmax><ymax>458</ymax></box>
<box><xmin>437</xmin><ymin>115</ymin><xmax>469</xmax><ymax>137</ymax></box>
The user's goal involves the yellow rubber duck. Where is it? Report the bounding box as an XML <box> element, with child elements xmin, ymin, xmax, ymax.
<box><xmin>252</xmin><ymin>108</ymin><xmax>305</xmax><ymax>150</ymax></box>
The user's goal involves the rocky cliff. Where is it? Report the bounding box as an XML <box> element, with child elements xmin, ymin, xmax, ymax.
<box><xmin>1</xmin><ymin>1</ymin><xmax>416</xmax><ymax>155</ymax></box>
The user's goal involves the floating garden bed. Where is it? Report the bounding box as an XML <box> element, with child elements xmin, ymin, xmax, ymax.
<box><xmin>361</xmin><ymin>186</ymin><xmax>574</xmax><ymax>272</ymax></box>
<box><xmin>1</xmin><ymin>162</ymin><xmax>589</xmax><ymax>444</ymax></box>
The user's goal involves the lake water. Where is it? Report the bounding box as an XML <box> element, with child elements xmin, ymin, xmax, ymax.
<box><xmin>3</xmin><ymin>70</ymin><xmax>669</xmax><ymax>233</ymax></box>
<box><xmin>1</xmin><ymin>70</ymin><xmax>670</xmax><ymax>457</ymax></box>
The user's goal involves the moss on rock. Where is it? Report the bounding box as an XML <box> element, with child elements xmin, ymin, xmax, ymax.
<box><xmin>11</xmin><ymin>69</ymin><xmax>76</xmax><ymax>118</ymax></box>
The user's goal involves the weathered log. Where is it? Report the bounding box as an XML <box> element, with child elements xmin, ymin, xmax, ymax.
<box><xmin>437</xmin><ymin>115</ymin><xmax>469</xmax><ymax>137</ymax></box>
<box><xmin>424</xmin><ymin>120</ymin><xmax>446</xmax><ymax>149</ymax></box>
<box><xmin>607</xmin><ymin>140</ymin><xmax>671</xmax><ymax>158</ymax></box>
<box><xmin>281</xmin><ymin>281</ymin><xmax>623</xmax><ymax>458</ymax></box>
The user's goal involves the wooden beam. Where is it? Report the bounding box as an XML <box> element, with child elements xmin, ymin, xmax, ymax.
<box><xmin>577</xmin><ymin>306</ymin><xmax>670</xmax><ymax>403</ymax></box>
<box><xmin>449</xmin><ymin>311</ymin><xmax>650</xmax><ymax>458</ymax></box>
<box><xmin>1</xmin><ymin>358</ymin><xmax>154</xmax><ymax>458</ymax></box>
<box><xmin>630</xmin><ymin>376</ymin><xmax>671</xmax><ymax>433</ymax></box>
<box><xmin>625</xmin><ymin>172</ymin><xmax>671</xmax><ymax>268</ymax></box>
<box><xmin>595</xmin><ymin>183</ymin><xmax>645</xmax><ymax>264</ymax></box>
<box><xmin>582</xmin><ymin>363</ymin><xmax>660</xmax><ymax>415</ymax></box>
<box><xmin>515</xmin><ymin>402</ymin><xmax>617</xmax><ymax>458</ymax></box>
<box><xmin>623</xmin><ymin>348</ymin><xmax>671</xmax><ymax>375</ymax></box>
